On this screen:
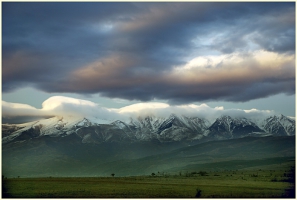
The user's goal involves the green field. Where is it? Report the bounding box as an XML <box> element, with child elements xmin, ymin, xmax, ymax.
<box><xmin>2</xmin><ymin>164</ymin><xmax>295</xmax><ymax>198</ymax></box>
<box><xmin>2</xmin><ymin>136</ymin><xmax>295</xmax><ymax>198</ymax></box>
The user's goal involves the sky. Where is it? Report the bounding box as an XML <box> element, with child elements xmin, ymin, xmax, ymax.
<box><xmin>2</xmin><ymin>2</ymin><xmax>296</xmax><ymax>123</ymax></box>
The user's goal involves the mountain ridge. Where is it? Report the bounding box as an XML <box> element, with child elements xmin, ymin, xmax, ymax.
<box><xmin>2</xmin><ymin>113</ymin><xmax>295</xmax><ymax>144</ymax></box>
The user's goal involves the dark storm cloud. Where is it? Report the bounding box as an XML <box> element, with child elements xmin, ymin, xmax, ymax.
<box><xmin>2</xmin><ymin>2</ymin><xmax>295</xmax><ymax>103</ymax></box>
<box><xmin>2</xmin><ymin>51</ymin><xmax>54</xmax><ymax>91</ymax></box>
<box><xmin>41</xmin><ymin>50</ymin><xmax>294</xmax><ymax>104</ymax></box>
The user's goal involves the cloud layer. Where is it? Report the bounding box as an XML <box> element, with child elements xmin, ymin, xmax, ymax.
<box><xmin>2</xmin><ymin>96</ymin><xmax>276</xmax><ymax>124</ymax></box>
<box><xmin>2</xmin><ymin>2</ymin><xmax>295</xmax><ymax>104</ymax></box>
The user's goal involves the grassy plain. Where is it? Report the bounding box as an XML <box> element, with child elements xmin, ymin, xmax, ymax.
<box><xmin>2</xmin><ymin>163</ymin><xmax>295</xmax><ymax>198</ymax></box>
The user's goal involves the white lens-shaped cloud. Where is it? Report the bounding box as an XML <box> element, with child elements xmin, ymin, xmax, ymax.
<box><xmin>2</xmin><ymin>96</ymin><xmax>276</xmax><ymax>123</ymax></box>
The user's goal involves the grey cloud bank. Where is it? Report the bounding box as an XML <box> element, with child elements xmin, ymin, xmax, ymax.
<box><xmin>2</xmin><ymin>2</ymin><xmax>295</xmax><ymax>105</ymax></box>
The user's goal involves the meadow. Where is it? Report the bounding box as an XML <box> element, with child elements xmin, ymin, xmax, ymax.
<box><xmin>2</xmin><ymin>163</ymin><xmax>295</xmax><ymax>198</ymax></box>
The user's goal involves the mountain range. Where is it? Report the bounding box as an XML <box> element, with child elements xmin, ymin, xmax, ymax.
<box><xmin>2</xmin><ymin>113</ymin><xmax>295</xmax><ymax>177</ymax></box>
<box><xmin>2</xmin><ymin>114</ymin><xmax>295</xmax><ymax>144</ymax></box>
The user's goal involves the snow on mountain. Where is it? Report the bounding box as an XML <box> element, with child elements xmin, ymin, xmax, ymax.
<box><xmin>261</xmin><ymin>115</ymin><xmax>295</xmax><ymax>136</ymax></box>
<box><xmin>207</xmin><ymin>116</ymin><xmax>264</xmax><ymax>140</ymax></box>
<box><xmin>124</xmin><ymin>114</ymin><xmax>211</xmax><ymax>142</ymax></box>
<box><xmin>278</xmin><ymin>115</ymin><xmax>295</xmax><ymax>136</ymax></box>
<box><xmin>2</xmin><ymin>113</ymin><xmax>295</xmax><ymax>144</ymax></box>
<box><xmin>2</xmin><ymin>121</ymin><xmax>38</xmax><ymax>143</ymax></box>
<box><xmin>155</xmin><ymin>114</ymin><xmax>210</xmax><ymax>141</ymax></box>
<box><xmin>127</xmin><ymin>115</ymin><xmax>168</xmax><ymax>141</ymax></box>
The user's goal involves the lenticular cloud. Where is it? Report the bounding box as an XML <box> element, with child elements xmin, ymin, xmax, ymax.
<box><xmin>2</xmin><ymin>101</ymin><xmax>42</xmax><ymax>117</ymax></box>
<box><xmin>2</xmin><ymin>96</ymin><xmax>275</xmax><ymax>123</ymax></box>
<box><xmin>42</xmin><ymin>96</ymin><xmax>121</xmax><ymax>120</ymax></box>
<box><xmin>42</xmin><ymin>96</ymin><xmax>101</xmax><ymax>115</ymax></box>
